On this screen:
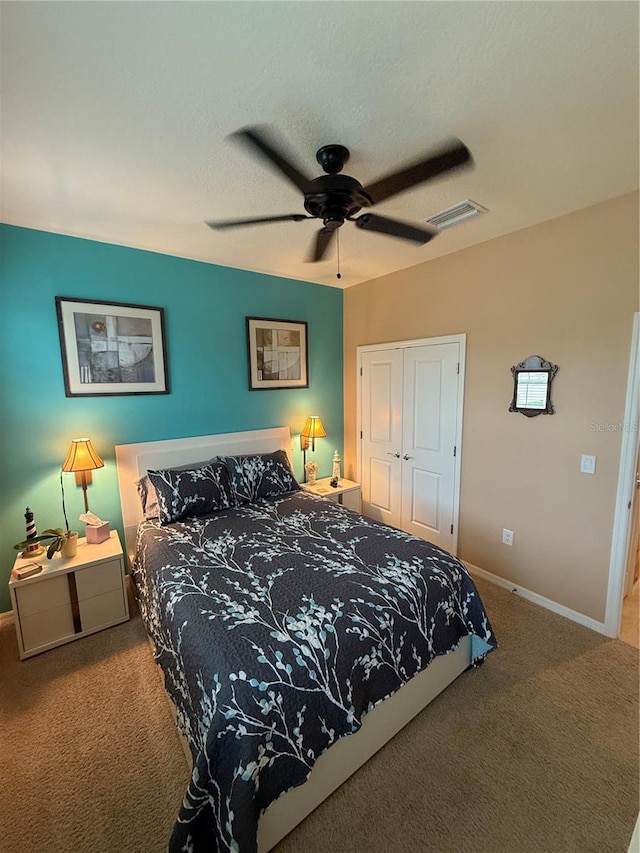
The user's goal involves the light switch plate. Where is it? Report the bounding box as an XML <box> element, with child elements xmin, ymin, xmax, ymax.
<box><xmin>580</xmin><ymin>454</ymin><xmax>596</xmax><ymax>474</ymax></box>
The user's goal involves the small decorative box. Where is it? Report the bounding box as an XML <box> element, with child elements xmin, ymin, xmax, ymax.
<box><xmin>86</xmin><ymin>521</ymin><xmax>110</xmax><ymax>544</ymax></box>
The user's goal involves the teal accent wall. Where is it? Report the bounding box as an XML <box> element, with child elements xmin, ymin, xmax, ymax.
<box><xmin>0</xmin><ymin>225</ymin><xmax>343</xmax><ymax>613</ymax></box>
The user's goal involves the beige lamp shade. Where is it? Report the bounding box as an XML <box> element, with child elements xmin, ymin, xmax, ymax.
<box><xmin>62</xmin><ymin>438</ymin><xmax>104</xmax><ymax>514</ymax></box>
<box><xmin>62</xmin><ymin>438</ymin><xmax>104</xmax><ymax>472</ymax></box>
<box><xmin>301</xmin><ymin>416</ymin><xmax>327</xmax><ymax>450</ymax></box>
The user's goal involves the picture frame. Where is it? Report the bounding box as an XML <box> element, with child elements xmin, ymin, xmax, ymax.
<box><xmin>246</xmin><ymin>316</ymin><xmax>309</xmax><ymax>390</ymax></box>
<box><xmin>55</xmin><ymin>296</ymin><xmax>169</xmax><ymax>397</ymax></box>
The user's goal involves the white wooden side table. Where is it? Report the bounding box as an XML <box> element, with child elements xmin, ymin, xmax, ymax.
<box><xmin>9</xmin><ymin>530</ymin><xmax>129</xmax><ymax>659</ymax></box>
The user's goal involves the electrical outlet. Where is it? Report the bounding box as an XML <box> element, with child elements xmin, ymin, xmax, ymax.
<box><xmin>502</xmin><ymin>528</ymin><xmax>514</xmax><ymax>546</ymax></box>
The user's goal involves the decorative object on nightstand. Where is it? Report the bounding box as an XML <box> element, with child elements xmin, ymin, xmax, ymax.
<box><xmin>300</xmin><ymin>416</ymin><xmax>327</xmax><ymax>482</ymax></box>
<box><xmin>13</xmin><ymin>527</ymin><xmax>78</xmax><ymax>560</ymax></box>
<box><xmin>20</xmin><ymin>507</ymin><xmax>45</xmax><ymax>558</ymax></box>
<box><xmin>62</xmin><ymin>437</ymin><xmax>105</xmax><ymax>512</ymax></box>
<box><xmin>305</xmin><ymin>459</ymin><xmax>319</xmax><ymax>485</ymax></box>
<box><xmin>9</xmin><ymin>530</ymin><xmax>129</xmax><ymax>659</ymax></box>
<box><xmin>330</xmin><ymin>450</ymin><xmax>341</xmax><ymax>487</ymax></box>
<box><xmin>12</xmin><ymin>562</ymin><xmax>43</xmax><ymax>581</ymax></box>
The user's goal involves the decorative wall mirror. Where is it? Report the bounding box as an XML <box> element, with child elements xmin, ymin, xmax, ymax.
<box><xmin>509</xmin><ymin>355</ymin><xmax>558</xmax><ymax>417</ymax></box>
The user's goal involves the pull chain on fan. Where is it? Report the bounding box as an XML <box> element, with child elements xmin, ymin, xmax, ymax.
<box><xmin>206</xmin><ymin>126</ymin><xmax>473</xmax><ymax>264</ymax></box>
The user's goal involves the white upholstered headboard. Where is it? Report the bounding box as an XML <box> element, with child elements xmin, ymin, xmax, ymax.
<box><xmin>115</xmin><ymin>426</ymin><xmax>292</xmax><ymax>562</ymax></box>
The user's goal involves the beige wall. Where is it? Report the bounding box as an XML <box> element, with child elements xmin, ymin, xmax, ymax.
<box><xmin>344</xmin><ymin>192</ymin><xmax>639</xmax><ymax>623</ymax></box>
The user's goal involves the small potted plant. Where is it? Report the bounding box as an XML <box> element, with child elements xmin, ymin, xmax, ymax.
<box><xmin>14</xmin><ymin>471</ymin><xmax>80</xmax><ymax>560</ymax></box>
<box><xmin>14</xmin><ymin>527</ymin><xmax>78</xmax><ymax>559</ymax></box>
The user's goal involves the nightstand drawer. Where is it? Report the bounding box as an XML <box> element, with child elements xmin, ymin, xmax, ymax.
<box><xmin>20</xmin><ymin>604</ymin><xmax>75</xmax><ymax>650</ymax></box>
<box><xmin>15</xmin><ymin>574</ymin><xmax>71</xmax><ymax>617</ymax></box>
<box><xmin>80</xmin><ymin>588</ymin><xmax>127</xmax><ymax>632</ymax></box>
<box><xmin>75</xmin><ymin>559</ymin><xmax>123</xmax><ymax>600</ymax></box>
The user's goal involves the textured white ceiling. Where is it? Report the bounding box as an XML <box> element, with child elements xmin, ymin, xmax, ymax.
<box><xmin>1</xmin><ymin>2</ymin><xmax>638</xmax><ymax>288</ymax></box>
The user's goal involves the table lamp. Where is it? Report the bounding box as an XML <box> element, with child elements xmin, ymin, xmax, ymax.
<box><xmin>300</xmin><ymin>416</ymin><xmax>326</xmax><ymax>481</ymax></box>
<box><xmin>62</xmin><ymin>438</ymin><xmax>104</xmax><ymax>513</ymax></box>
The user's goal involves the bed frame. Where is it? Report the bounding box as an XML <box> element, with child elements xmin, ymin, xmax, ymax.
<box><xmin>115</xmin><ymin>427</ymin><xmax>473</xmax><ymax>852</ymax></box>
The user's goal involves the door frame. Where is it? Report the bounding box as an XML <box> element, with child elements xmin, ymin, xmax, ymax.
<box><xmin>604</xmin><ymin>312</ymin><xmax>640</xmax><ymax>638</ymax></box>
<box><xmin>356</xmin><ymin>333</ymin><xmax>466</xmax><ymax>555</ymax></box>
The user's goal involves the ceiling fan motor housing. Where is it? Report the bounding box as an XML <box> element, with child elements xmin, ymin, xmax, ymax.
<box><xmin>315</xmin><ymin>143</ymin><xmax>350</xmax><ymax>174</ymax></box>
<box><xmin>303</xmin><ymin>174</ymin><xmax>372</xmax><ymax>228</ymax></box>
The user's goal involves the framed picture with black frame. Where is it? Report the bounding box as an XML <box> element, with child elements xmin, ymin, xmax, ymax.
<box><xmin>55</xmin><ymin>296</ymin><xmax>169</xmax><ymax>397</ymax></box>
<box><xmin>246</xmin><ymin>316</ymin><xmax>309</xmax><ymax>390</ymax></box>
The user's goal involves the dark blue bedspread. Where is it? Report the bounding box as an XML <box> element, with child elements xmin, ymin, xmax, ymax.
<box><xmin>132</xmin><ymin>491</ymin><xmax>496</xmax><ymax>853</ymax></box>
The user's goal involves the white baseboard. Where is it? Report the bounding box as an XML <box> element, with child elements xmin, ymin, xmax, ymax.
<box><xmin>464</xmin><ymin>561</ymin><xmax>610</xmax><ymax>637</ymax></box>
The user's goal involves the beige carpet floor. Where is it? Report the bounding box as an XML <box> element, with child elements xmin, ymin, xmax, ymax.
<box><xmin>0</xmin><ymin>578</ymin><xmax>637</xmax><ymax>853</ymax></box>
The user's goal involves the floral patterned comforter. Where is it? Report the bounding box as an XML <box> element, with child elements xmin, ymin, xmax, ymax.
<box><xmin>132</xmin><ymin>491</ymin><xmax>496</xmax><ymax>853</ymax></box>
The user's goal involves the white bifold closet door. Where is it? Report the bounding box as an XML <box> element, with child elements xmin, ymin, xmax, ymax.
<box><xmin>360</xmin><ymin>339</ymin><xmax>463</xmax><ymax>553</ymax></box>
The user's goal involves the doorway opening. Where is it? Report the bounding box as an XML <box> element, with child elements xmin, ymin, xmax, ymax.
<box><xmin>605</xmin><ymin>312</ymin><xmax>640</xmax><ymax>642</ymax></box>
<box><xmin>619</xmin><ymin>444</ymin><xmax>639</xmax><ymax>649</ymax></box>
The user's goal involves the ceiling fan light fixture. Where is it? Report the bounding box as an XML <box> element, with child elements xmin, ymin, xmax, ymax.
<box><xmin>426</xmin><ymin>199</ymin><xmax>487</xmax><ymax>231</ymax></box>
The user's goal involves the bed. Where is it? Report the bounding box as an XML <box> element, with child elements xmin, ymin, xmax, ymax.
<box><xmin>115</xmin><ymin>427</ymin><xmax>496</xmax><ymax>853</ymax></box>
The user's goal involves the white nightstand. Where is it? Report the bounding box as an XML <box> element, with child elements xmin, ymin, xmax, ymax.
<box><xmin>8</xmin><ymin>530</ymin><xmax>129</xmax><ymax>659</ymax></box>
<box><xmin>301</xmin><ymin>477</ymin><xmax>362</xmax><ymax>512</ymax></box>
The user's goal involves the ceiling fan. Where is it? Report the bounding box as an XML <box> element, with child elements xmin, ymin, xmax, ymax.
<box><xmin>206</xmin><ymin>126</ymin><xmax>473</xmax><ymax>263</ymax></box>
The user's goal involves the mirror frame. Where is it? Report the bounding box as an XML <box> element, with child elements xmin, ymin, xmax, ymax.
<box><xmin>509</xmin><ymin>355</ymin><xmax>559</xmax><ymax>418</ymax></box>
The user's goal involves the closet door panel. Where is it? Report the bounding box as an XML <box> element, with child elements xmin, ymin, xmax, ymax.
<box><xmin>409</xmin><ymin>468</ymin><xmax>441</xmax><ymax>531</ymax></box>
<box><xmin>401</xmin><ymin>343</ymin><xmax>460</xmax><ymax>550</ymax></box>
<box><xmin>369</xmin><ymin>457</ymin><xmax>394</xmax><ymax>514</ymax></box>
<box><xmin>360</xmin><ymin>349</ymin><xmax>403</xmax><ymax>527</ymax></box>
<box><xmin>411</xmin><ymin>359</ymin><xmax>443</xmax><ymax>452</ymax></box>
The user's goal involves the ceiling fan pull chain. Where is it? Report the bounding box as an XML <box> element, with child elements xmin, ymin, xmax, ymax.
<box><xmin>336</xmin><ymin>229</ymin><xmax>341</xmax><ymax>280</ymax></box>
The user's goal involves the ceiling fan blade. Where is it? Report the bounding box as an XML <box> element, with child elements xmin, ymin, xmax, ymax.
<box><xmin>354</xmin><ymin>213</ymin><xmax>437</xmax><ymax>244</ymax></box>
<box><xmin>306</xmin><ymin>227</ymin><xmax>336</xmax><ymax>262</ymax></box>
<box><xmin>231</xmin><ymin>127</ymin><xmax>313</xmax><ymax>194</ymax></box>
<box><xmin>362</xmin><ymin>139</ymin><xmax>472</xmax><ymax>205</ymax></box>
<box><xmin>206</xmin><ymin>214</ymin><xmax>311</xmax><ymax>230</ymax></box>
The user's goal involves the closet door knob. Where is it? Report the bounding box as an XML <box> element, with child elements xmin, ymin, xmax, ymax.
<box><xmin>403</xmin><ymin>454</ymin><xmax>413</xmax><ymax>461</ymax></box>
<box><xmin>387</xmin><ymin>451</ymin><xmax>401</xmax><ymax>458</ymax></box>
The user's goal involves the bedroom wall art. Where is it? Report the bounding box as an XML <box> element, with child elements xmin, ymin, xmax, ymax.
<box><xmin>56</xmin><ymin>297</ymin><xmax>168</xmax><ymax>396</ymax></box>
<box><xmin>246</xmin><ymin>316</ymin><xmax>308</xmax><ymax>390</ymax></box>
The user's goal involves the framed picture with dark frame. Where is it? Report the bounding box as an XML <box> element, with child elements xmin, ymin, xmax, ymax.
<box><xmin>246</xmin><ymin>316</ymin><xmax>309</xmax><ymax>390</ymax></box>
<box><xmin>55</xmin><ymin>296</ymin><xmax>169</xmax><ymax>397</ymax></box>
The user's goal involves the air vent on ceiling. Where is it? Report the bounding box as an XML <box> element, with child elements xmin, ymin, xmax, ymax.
<box><xmin>426</xmin><ymin>199</ymin><xmax>487</xmax><ymax>231</ymax></box>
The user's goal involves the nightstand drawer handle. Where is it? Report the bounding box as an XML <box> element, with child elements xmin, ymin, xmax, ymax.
<box><xmin>387</xmin><ymin>451</ymin><xmax>401</xmax><ymax>458</ymax></box>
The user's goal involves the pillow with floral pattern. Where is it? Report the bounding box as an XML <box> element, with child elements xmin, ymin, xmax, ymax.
<box><xmin>220</xmin><ymin>450</ymin><xmax>299</xmax><ymax>505</ymax></box>
<box><xmin>147</xmin><ymin>461</ymin><xmax>233</xmax><ymax>524</ymax></box>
